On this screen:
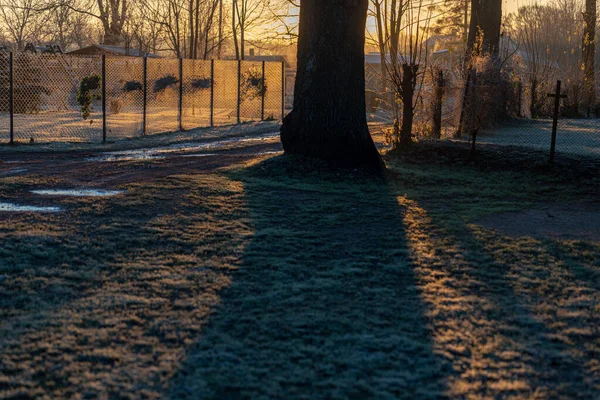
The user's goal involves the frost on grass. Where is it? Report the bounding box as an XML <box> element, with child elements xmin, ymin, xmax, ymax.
<box><xmin>0</xmin><ymin>150</ymin><xmax>599</xmax><ymax>399</ymax></box>
<box><xmin>31</xmin><ymin>189</ymin><xmax>125</xmax><ymax>197</ymax></box>
<box><xmin>0</xmin><ymin>202</ymin><xmax>62</xmax><ymax>212</ymax></box>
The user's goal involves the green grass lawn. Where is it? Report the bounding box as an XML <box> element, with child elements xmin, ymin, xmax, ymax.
<box><xmin>1</xmin><ymin>143</ymin><xmax>599</xmax><ymax>399</ymax></box>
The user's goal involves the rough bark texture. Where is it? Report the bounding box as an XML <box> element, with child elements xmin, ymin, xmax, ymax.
<box><xmin>280</xmin><ymin>0</ymin><xmax>382</xmax><ymax>169</ymax></box>
<box><xmin>467</xmin><ymin>0</ymin><xmax>502</xmax><ymax>56</ymax></box>
<box><xmin>399</xmin><ymin>64</ymin><xmax>418</xmax><ymax>147</ymax></box>
<box><xmin>582</xmin><ymin>0</ymin><xmax>596</xmax><ymax>111</ymax></box>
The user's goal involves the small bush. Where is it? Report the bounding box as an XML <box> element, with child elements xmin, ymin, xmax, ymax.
<box><xmin>154</xmin><ymin>75</ymin><xmax>179</xmax><ymax>93</ymax></box>
<box><xmin>110</xmin><ymin>98</ymin><xmax>122</xmax><ymax>114</ymax></box>
<box><xmin>191</xmin><ymin>78</ymin><xmax>212</xmax><ymax>90</ymax></box>
<box><xmin>123</xmin><ymin>81</ymin><xmax>143</xmax><ymax>92</ymax></box>
<box><xmin>77</xmin><ymin>75</ymin><xmax>102</xmax><ymax>119</ymax></box>
<box><xmin>240</xmin><ymin>67</ymin><xmax>267</xmax><ymax>101</ymax></box>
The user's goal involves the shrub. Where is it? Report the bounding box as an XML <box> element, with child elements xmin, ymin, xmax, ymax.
<box><xmin>77</xmin><ymin>75</ymin><xmax>102</xmax><ymax>119</ymax></box>
<box><xmin>110</xmin><ymin>98</ymin><xmax>122</xmax><ymax>114</ymax></box>
<box><xmin>191</xmin><ymin>78</ymin><xmax>212</xmax><ymax>90</ymax></box>
<box><xmin>240</xmin><ymin>67</ymin><xmax>266</xmax><ymax>101</ymax></box>
<box><xmin>154</xmin><ymin>75</ymin><xmax>178</xmax><ymax>93</ymax></box>
<box><xmin>123</xmin><ymin>81</ymin><xmax>143</xmax><ymax>92</ymax></box>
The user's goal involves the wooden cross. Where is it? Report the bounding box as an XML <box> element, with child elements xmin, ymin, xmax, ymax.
<box><xmin>547</xmin><ymin>80</ymin><xmax>567</xmax><ymax>162</ymax></box>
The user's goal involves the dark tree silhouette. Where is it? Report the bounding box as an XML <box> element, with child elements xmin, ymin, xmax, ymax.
<box><xmin>467</xmin><ymin>0</ymin><xmax>502</xmax><ymax>56</ymax></box>
<box><xmin>280</xmin><ymin>0</ymin><xmax>382</xmax><ymax>170</ymax></box>
<box><xmin>582</xmin><ymin>0</ymin><xmax>596</xmax><ymax>113</ymax></box>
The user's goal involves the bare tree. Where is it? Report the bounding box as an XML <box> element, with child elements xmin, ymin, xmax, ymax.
<box><xmin>0</xmin><ymin>0</ymin><xmax>48</xmax><ymax>49</ymax></box>
<box><xmin>508</xmin><ymin>2</ymin><xmax>573</xmax><ymax>117</ymax></box>
<box><xmin>232</xmin><ymin>0</ymin><xmax>267</xmax><ymax>59</ymax></box>
<box><xmin>368</xmin><ymin>0</ymin><xmax>435</xmax><ymax>147</ymax></box>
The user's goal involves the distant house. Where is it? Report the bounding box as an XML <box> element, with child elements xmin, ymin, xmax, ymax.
<box><xmin>66</xmin><ymin>44</ymin><xmax>159</xmax><ymax>58</ymax></box>
<box><xmin>223</xmin><ymin>54</ymin><xmax>291</xmax><ymax>68</ymax></box>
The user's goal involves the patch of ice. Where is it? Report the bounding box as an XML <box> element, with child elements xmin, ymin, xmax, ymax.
<box><xmin>0</xmin><ymin>168</ymin><xmax>27</xmax><ymax>176</ymax></box>
<box><xmin>31</xmin><ymin>189</ymin><xmax>124</xmax><ymax>197</ymax></box>
<box><xmin>0</xmin><ymin>202</ymin><xmax>62</xmax><ymax>212</ymax></box>
<box><xmin>87</xmin><ymin>132</ymin><xmax>280</xmax><ymax>162</ymax></box>
<box><xmin>180</xmin><ymin>153</ymin><xmax>220</xmax><ymax>158</ymax></box>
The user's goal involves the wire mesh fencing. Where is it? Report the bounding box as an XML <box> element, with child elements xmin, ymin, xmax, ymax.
<box><xmin>239</xmin><ymin>61</ymin><xmax>263</xmax><ymax>122</ymax></box>
<box><xmin>182</xmin><ymin>59</ymin><xmax>212</xmax><ymax>130</ymax></box>
<box><xmin>105</xmin><ymin>56</ymin><xmax>144</xmax><ymax>139</ymax></box>
<box><xmin>365</xmin><ymin>65</ymin><xmax>600</xmax><ymax>160</ymax></box>
<box><xmin>264</xmin><ymin>61</ymin><xmax>284</xmax><ymax>121</ymax></box>
<box><xmin>442</xmin><ymin>77</ymin><xmax>600</xmax><ymax>159</ymax></box>
<box><xmin>0</xmin><ymin>53</ymin><xmax>9</xmax><ymax>142</ymax></box>
<box><xmin>146</xmin><ymin>58</ymin><xmax>179</xmax><ymax>135</ymax></box>
<box><xmin>9</xmin><ymin>53</ymin><xmax>103</xmax><ymax>143</ymax></box>
<box><xmin>0</xmin><ymin>51</ymin><xmax>285</xmax><ymax>144</ymax></box>
<box><xmin>213</xmin><ymin>60</ymin><xmax>240</xmax><ymax>126</ymax></box>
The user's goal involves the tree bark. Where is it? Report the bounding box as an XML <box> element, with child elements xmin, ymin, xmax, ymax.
<box><xmin>280</xmin><ymin>0</ymin><xmax>382</xmax><ymax>170</ymax></box>
<box><xmin>232</xmin><ymin>0</ymin><xmax>239</xmax><ymax>59</ymax></box>
<box><xmin>466</xmin><ymin>0</ymin><xmax>502</xmax><ymax>56</ymax></box>
<box><xmin>582</xmin><ymin>0</ymin><xmax>596</xmax><ymax>113</ymax></box>
<box><xmin>399</xmin><ymin>63</ymin><xmax>417</xmax><ymax>147</ymax></box>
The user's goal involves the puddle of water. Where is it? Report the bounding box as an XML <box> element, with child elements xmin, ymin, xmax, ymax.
<box><xmin>180</xmin><ymin>153</ymin><xmax>219</xmax><ymax>158</ymax></box>
<box><xmin>88</xmin><ymin>153</ymin><xmax>166</xmax><ymax>162</ymax></box>
<box><xmin>253</xmin><ymin>151</ymin><xmax>283</xmax><ymax>156</ymax></box>
<box><xmin>0</xmin><ymin>202</ymin><xmax>62</xmax><ymax>213</ymax></box>
<box><xmin>0</xmin><ymin>168</ymin><xmax>27</xmax><ymax>176</ymax></box>
<box><xmin>87</xmin><ymin>132</ymin><xmax>279</xmax><ymax>162</ymax></box>
<box><xmin>31</xmin><ymin>189</ymin><xmax>124</xmax><ymax>197</ymax></box>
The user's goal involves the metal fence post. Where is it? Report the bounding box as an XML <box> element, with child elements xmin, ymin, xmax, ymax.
<box><xmin>9</xmin><ymin>51</ymin><xmax>13</xmax><ymax>145</ymax></box>
<box><xmin>210</xmin><ymin>59</ymin><xmax>215</xmax><ymax>127</ymax></box>
<box><xmin>261</xmin><ymin>61</ymin><xmax>265</xmax><ymax>121</ymax></box>
<box><xmin>237</xmin><ymin>60</ymin><xmax>241</xmax><ymax>124</ymax></box>
<box><xmin>178</xmin><ymin>57</ymin><xmax>183</xmax><ymax>131</ymax></box>
<box><xmin>142</xmin><ymin>56</ymin><xmax>148</xmax><ymax>135</ymax></box>
<box><xmin>281</xmin><ymin>60</ymin><xmax>285</xmax><ymax>121</ymax></box>
<box><xmin>102</xmin><ymin>55</ymin><xmax>107</xmax><ymax>143</ymax></box>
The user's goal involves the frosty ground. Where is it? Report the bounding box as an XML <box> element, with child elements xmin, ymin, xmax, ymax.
<box><xmin>0</xmin><ymin>123</ymin><xmax>599</xmax><ymax>399</ymax></box>
<box><xmin>478</xmin><ymin>118</ymin><xmax>600</xmax><ymax>157</ymax></box>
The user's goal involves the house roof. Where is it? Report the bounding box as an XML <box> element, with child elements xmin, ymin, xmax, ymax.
<box><xmin>223</xmin><ymin>55</ymin><xmax>291</xmax><ymax>67</ymax></box>
<box><xmin>66</xmin><ymin>44</ymin><xmax>159</xmax><ymax>58</ymax></box>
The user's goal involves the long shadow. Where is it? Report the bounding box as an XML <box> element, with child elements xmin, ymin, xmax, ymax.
<box><xmin>418</xmin><ymin>212</ymin><xmax>597</xmax><ymax>398</ymax></box>
<box><xmin>168</xmin><ymin>157</ymin><xmax>451</xmax><ymax>399</ymax></box>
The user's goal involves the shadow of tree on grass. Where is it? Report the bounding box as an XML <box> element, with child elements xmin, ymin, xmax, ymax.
<box><xmin>168</xmin><ymin>157</ymin><xmax>450</xmax><ymax>399</ymax></box>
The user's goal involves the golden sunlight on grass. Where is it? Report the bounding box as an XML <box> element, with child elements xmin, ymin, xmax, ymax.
<box><xmin>400</xmin><ymin>196</ymin><xmax>600</xmax><ymax>398</ymax></box>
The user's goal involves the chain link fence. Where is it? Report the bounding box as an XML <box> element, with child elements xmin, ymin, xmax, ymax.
<box><xmin>435</xmin><ymin>76</ymin><xmax>600</xmax><ymax>159</ymax></box>
<box><xmin>105</xmin><ymin>56</ymin><xmax>144</xmax><ymax>139</ymax></box>
<box><xmin>182</xmin><ymin>59</ymin><xmax>212</xmax><ymax>130</ymax></box>
<box><xmin>365</xmin><ymin>64</ymin><xmax>600</xmax><ymax>160</ymax></box>
<box><xmin>0</xmin><ymin>52</ymin><xmax>285</xmax><ymax>144</ymax></box>
<box><xmin>0</xmin><ymin>53</ymin><xmax>9</xmax><ymax>142</ymax></box>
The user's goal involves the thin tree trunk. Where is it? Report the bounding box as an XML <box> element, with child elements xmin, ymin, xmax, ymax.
<box><xmin>582</xmin><ymin>0</ymin><xmax>596</xmax><ymax>114</ymax></box>
<box><xmin>280</xmin><ymin>0</ymin><xmax>382</xmax><ymax>170</ymax></box>
<box><xmin>399</xmin><ymin>63</ymin><xmax>416</xmax><ymax>147</ymax></box>
<box><xmin>232</xmin><ymin>0</ymin><xmax>239</xmax><ymax>59</ymax></box>
<box><xmin>217</xmin><ymin>0</ymin><xmax>223</xmax><ymax>59</ymax></box>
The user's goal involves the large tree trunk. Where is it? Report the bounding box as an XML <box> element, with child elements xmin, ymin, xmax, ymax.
<box><xmin>582</xmin><ymin>0</ymin><xmax>596</xmax><ymax>114</ymax></box>
<box><xmin>103</xmin><ymin>27</ymin><xmax>122</xmax><ymax>45</ymax></box>
<box><xmin>280</xmin><ymin>0</ymin><xmax>382</xmax><ymax>169</ymax></box>
<box><xmin>466</xmin><ymin>0</ymin><xmax>502</xmax><ymax>56</ymax></box>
